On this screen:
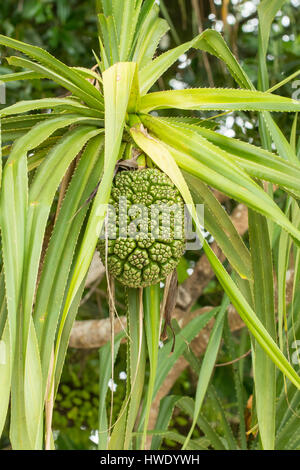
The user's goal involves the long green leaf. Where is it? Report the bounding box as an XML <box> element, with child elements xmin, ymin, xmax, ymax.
<box><xmin>6</xmin><ymin>127</ymin><xmax>100</xmax><ymax>451</ymax></box>
<box><xmin>139</xmin><ymin>88</ymin><xmax>300</xmax><ymax>113</ymax></box>
<box><xmin>139</xmin><ymin>28</ymin><xmax>252</xmax><ymax>96</ymax></box>
<box><xmin>175</xmin><ymin>121</ymin><xmax>300</xmax><ymax>195</ymax></box>
<box><xmin>141</xmin><ymin>284</ymin><xmax>161</xmax><ymax>449</ymax></box>
<box><xmin>98</xmin><ymin>332</ymin><xmax>124</xmax><ymax>450</ymax></box>
<box><xmin>150</xmin><ymin>395</ymin><xmax>182</xmax><ymax>450</ymax></box>
<box><xmin>0</xmin><ymin>70</ymin><xmax>43</xmax><ymax>82</ymax></box>
<box><xmin>154</xmin><ymin>314</ymin><xmax>218</xmax><ymax>397</ymax></box>
<box><xmin>249</xmin><ymin>209</ymin><xmax>276</xmax><ymax>450</ymax></box>
<box><xmin>0</xmin><ymin>322</ymin><xmax>11</xmax><ymax>437</ymax></box>
<box><xmin>257</xmin><ymin>0</ymin><xmax>288</xmax><ymax>82</ymax></box>
<box><xmin>23</xmin><ymin>320</ymin><xmax>43</xmax><ymax>449</ymax></box>
<box><xmin>0</xmin><ymin>272</ymin><xmax>7</xmax><ymax>339</ymax></box>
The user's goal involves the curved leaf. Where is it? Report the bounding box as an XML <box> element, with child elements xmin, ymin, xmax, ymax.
<box><xmin>139</xmin><ymin>88</ymin><xmax>300</xmax><ymax>113</ymax></box>
<box><xmin>183</xmin><ymin>297</ymin><xmax>230</xmax><ymax>449</ymax></box>
<box><xmin>138</xmin><ymin>28</ymin><xmax>253</xmax><ymax>95</ymax></box>
<box><xmin>33</xmin><ymin>136</ymin><xmax>104</xmax><ymax>386</ymax></box>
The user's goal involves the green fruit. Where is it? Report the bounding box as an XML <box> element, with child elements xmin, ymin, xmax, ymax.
<box><xmin>97</xmin><ymin>168</ymin><xmax>186</xmax><ymax>288</ymax></box>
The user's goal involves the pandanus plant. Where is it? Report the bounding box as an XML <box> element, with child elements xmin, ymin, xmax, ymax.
<box><xmin>0</xmin><ymin>0</ymin><xmax>300</xmax><ymax>450</ymax></box>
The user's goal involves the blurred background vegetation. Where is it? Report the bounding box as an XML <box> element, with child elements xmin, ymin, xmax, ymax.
<box><xmin>0</xmin><ymin>0</ymin><xmax>299</xmax><ymax>450</ymax></box>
